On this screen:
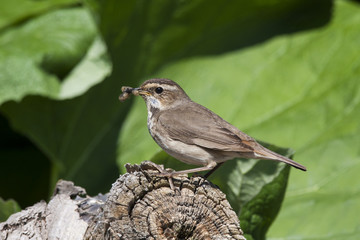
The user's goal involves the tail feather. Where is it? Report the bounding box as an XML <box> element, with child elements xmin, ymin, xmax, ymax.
<box><xmin>254</xmin><ymin>145</ymin><xmax>307</xmax><ymax>171</ymax></box>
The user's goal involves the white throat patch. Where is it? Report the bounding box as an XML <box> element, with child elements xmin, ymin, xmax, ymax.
<box><xmin>147</xmin><ymin>96</ymin><xmax>162</xmax><ymax>110</ymax></box>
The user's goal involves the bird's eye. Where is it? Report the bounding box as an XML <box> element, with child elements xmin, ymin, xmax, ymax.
<box><xmin>155</xmin><ymin>87</ymin><xmax>163</xmax><ymax>94</ymax></box>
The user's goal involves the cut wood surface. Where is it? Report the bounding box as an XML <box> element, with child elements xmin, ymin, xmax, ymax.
<box><xmin>1</xmin><ymin>161</ymin><xmax>245</xmax><ymax>240</ymax></box>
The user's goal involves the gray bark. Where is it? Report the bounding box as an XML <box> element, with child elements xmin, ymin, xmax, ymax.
<box><xmin>0</xmin><ymin>161</ymin><xmax>245</xmax><ymax>240</ymax></box>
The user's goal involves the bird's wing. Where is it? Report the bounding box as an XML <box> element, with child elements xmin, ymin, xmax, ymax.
<box><xmin>157</xmin><ymin>102</ymin><xmax>256</xmax><ymax>152</ymax></box>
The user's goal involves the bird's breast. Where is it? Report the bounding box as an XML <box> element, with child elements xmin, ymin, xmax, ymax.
<box><xmin>147</xmin><ymin>113</ymin><xmax>165</xmax><ymax>147</ymax></box>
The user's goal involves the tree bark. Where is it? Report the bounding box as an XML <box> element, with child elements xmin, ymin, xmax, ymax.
<box><xmin>0</xmin><ymin>161</ymin><xmax>245</xmax><ymax>240</ymax></box>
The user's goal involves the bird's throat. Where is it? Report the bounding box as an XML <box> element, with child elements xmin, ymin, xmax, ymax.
<box><xmin>146</xmin><ymin>97</ymin><xmax>162</xmax><ymax>110</ymax></box>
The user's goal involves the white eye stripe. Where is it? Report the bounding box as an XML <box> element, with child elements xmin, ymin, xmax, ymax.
<box><xmin>162</xmin><ymin>85</ymin><xmax>178</xmax><ymax>91</ymax></box>
<box><xmin>143</xmin><ymin>83</ymin><xmax>178</xmax><ymax>91</ymax></box>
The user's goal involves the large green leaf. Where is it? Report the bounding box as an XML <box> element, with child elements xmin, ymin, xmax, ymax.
<box><xmin>0</xmin><ymin>6</ymin><xmax>114</xmax><ymax>196</ymax></box>
<box><xmin>88</xmin><ymin>0</ymin><xmax>330</xmax><ymax>77</ymax></box>
<box><xmin>118</xmin><ymin>0</ymin><xmax>360</xmax><ymax>239</ymax></box>
<box><xmin>0</xmin><ymin>0</ymin><xmax>79</xmax><ymax>30</ymax></box>
<box><xmin>0</xmin><ymin>7</ymin><xmax>98</xmax><ymax>104</ymax></box>
<box><xmin>59</xmin><ymin>37</ymin><xmax>112</xmax><ymax>99</ymax></box>
<box><xmin>212</xmin><ymin>144</ymin><xmax>292</xmax><ymax>240</ymax></box>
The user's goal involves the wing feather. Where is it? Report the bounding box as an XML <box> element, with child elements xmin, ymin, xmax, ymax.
<box><xmin>158</xmin><ymin>102</ymin><xmax>255</xmax><ymax>152</ymax></box>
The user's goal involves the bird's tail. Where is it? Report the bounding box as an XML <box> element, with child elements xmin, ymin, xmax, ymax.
<box><xmin>254</xmin><ymin>145</ymin><xmax>307</xmax><ymax>171</ymax></box>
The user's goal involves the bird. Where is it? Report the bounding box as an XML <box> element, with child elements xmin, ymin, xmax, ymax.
<box><xmin>120</xmin><ymin>78</ymin><xmax>306</xmax><ymax>177</ymax></box>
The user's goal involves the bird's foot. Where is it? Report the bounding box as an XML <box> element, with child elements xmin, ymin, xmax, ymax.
<box><xmin>148</xmin><ymin>168</ymin><xmax>180</xmax><ymax>192</ymax></box>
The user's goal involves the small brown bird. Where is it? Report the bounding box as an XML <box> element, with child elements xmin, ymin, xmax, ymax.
<box><xmin>120</xmin><ymin>78</ymin><xmax>306</xmax><ymax>177</ymax></box>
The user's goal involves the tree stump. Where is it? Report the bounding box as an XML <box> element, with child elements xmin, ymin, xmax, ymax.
<box><xmin>1</xmin><ymin>161</ymin><xmax>245</xmax><ymax>240</ymax></box>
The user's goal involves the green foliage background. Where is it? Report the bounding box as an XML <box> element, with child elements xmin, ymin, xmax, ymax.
<box><xmin>1</xmin><ymin>0</ymin><xmax>359</xmax><ymax>239</ymax></box>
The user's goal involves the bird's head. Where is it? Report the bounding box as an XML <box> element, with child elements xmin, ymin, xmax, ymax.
<box><xmin>132</xmin><ymin>79</ymin><xmax>190</xmax><ymax>111</ymax></box>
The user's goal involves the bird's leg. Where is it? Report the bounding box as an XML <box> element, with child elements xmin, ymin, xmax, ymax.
<box><xmin>203</xmin><ymin>162</ymin><xmax>224</xmax><ymax>179</ymax></box>
<box><xmin>144</xmin><ymin>163</ymin><xmax>176</xmax><ymax>191</ymax></box>
<box><xmin>156</xmin><ymin>162</ymin><xmax>218</xmax><ymax>177</ymax></box>
<box><xmin>167</xmin><ymin>176</ymin><xmax>176</xmax><ymax>191</ymax></box>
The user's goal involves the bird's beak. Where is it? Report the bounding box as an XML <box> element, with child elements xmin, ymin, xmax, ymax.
<box><xmin>132</xmin><ymin>88</ymin><xmax>150</xmax><ymax>96</ymax></box>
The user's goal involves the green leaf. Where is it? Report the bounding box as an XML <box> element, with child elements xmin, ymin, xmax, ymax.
<box><xmin>0</xmin><ymin>197</ymin><xmax>21</xmax><ymax>222</ymax></box>
<box><xmin>118</xmin><ymin>0</ymin><xmax>360</xmax><ymax>239</ymax></box>
<box><xmin>59</xmin><ymin>37</ymin><xmax>112</xmax><ymax>99</ymax></box>
<box><xmin>87</xmin><ymin>0</ymin><xmax>330</xmax><ymax>77</ymax></box>
<box><xmin>0</xmin><ymin>7</ymin><xmax>113</xmax><ymax>195</ymax></box>
<box><xmin>237</xmin><ymin>164</ymin><xmax>290</xmax><ymax>240</ymax></box>
<box><xmin>0</xmin><ymin>7</ymin><xmax>97</xmax><ymax>104</ymax></box>
<box><xmin>210</xmin><ymin>143</ymin><xmax>292</xmax><ymax>240</ymax></box>
<box><xmin>0</xmin><ymin>0</ymin><xmax>80</xmax><ymax>30</ymax></box>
